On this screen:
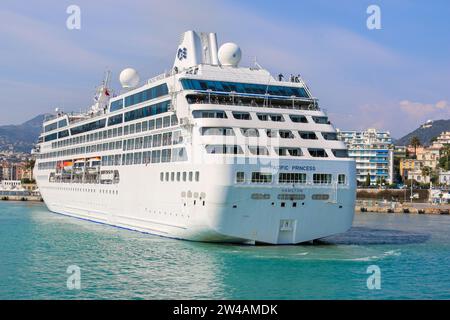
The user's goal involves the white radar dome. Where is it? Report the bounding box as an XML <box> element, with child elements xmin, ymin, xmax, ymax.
<box><xmin>119</xmin><ymin>68</ymin><xmax>140</xmax><ymax>88</ymax></box>
<box><xmin>218</xmin><ymin>42</ymin><xmax>242</xmax><ymax>67</ymax></box>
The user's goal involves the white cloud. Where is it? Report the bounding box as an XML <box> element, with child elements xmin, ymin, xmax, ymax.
<box><xmin>399</xmin><ymin>100</ymin><xmax>450</xmax><ymax>119</ymax></box>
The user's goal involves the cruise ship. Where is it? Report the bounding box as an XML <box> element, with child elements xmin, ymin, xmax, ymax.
<box><xmin>33</xmin><ymin>31</ymin><xmax>356</xmax><ymax>244</ymax></box>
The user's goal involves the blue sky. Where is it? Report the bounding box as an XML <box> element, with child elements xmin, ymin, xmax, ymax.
<box><xmin>0</xmin><ymin>0</ymin><xmax>449</xmax><ymax>137</ymax></box>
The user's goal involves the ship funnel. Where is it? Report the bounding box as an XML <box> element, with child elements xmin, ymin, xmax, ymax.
<box><xmin>173</xmin><ymin>31</ymin><xmax>220</xmax><ymax>72</ymax></box>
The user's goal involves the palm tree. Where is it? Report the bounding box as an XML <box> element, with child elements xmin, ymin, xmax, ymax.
<box><xmin>410</xmin><ymin>136</ymin><xmax>421</xmax><ymax>158</ymax></box>
<box><xmin>421</xmin><ymin>166</ymin><xmax>431</xmax><ymax>185</ymax></box>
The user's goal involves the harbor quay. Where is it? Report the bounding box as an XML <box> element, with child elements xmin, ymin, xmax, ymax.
<box><xmin>356</xmin><ymin>200</ymin><xmax>450</xmax><ymax>215</ymax></box>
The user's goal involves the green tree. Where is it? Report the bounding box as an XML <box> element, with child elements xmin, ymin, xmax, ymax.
<box><xmin>25</xmin><ymin>159</ymin><xmax>35</xmax><ymax>170</ymax></box>
<box><xmin>439</xmin><ymin>144</ymin><xmax>450</xmax><ymax>171</ymax></box>
<box><xmin>421</xmin><ymin>166</ymin><xmax>432</xmax><ymax>187</ymax></box>
<box><xmin>365</xmin><ymin>173</ymin><xmax>371</xmax><ymax>187</ymax></box>
<box><xmin>410</xmin><ymin>136</ymin><xmax>421</xmax><ymax>158</ymax></box>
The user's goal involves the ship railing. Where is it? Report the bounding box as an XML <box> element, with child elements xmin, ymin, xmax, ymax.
<box><xmin>147</xmin><ymin>70</ymin><xmax>175</xmax><ymax>84</ymax></box>
<box><xmin>187</xmin><ymin>91</ymin><xmax>319</xmax><ymax>111</ymax></box>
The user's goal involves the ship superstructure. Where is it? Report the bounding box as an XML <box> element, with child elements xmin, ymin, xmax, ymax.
<box><xmin>33</xmin><ymin>31</ymin><xmax>356</xmax><ymax>244</ymax></box>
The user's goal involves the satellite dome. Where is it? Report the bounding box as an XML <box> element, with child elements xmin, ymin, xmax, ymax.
<box><xmin>119</xmin><ymin>68</ymin><xmax>140</xmax><ymax>88</ymax></box>
<box><xmin>218</xmin><ymin>42</ymin><xmax>242</xmax><ymax>67</ymax></box>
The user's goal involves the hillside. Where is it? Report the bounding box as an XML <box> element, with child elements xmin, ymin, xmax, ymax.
<box><xmin>395</xmin><ymin>119</ymin><xmax>450</xmax><ymax>146</ymax></box>
<box><xmin>0</xmin><ymin>114</ymin><xmax>48</xmax><ymax>153</ymax></box>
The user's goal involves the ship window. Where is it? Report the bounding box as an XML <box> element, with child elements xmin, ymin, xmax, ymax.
<box><xmin>156</xmin><ymin>118</ymin><xmax>163</xmax><ymax>129</ymax></box>
<box><xmin>44</xmin><ymin>133</ymin><xmax>58</xmax><ymax>142</ymax></box>
<box><xmin>241</xmin><ymin>128</ymin><xmax>259</xmax><ymax>137</ymax></box>
<box><xmin>143</xmin><ymin>136</ymin><xmax>152</xmax><ymax>148</ymax></box>
<box><xmin>192</xmin><ymin>110</ymin><xmax>227</xmax><ymax>119</ymax></box>
<box><xmin>149</xmin><ymin>119</ymin><xmax>155</xmax><ymax>130</ymax></box>
<box><xmin>142</xmin><ymin>121</ymin><xmax>148</xmax><ymax>131</ymax></box>
<box><xmin>133</xmin><ymin>152</ymin><xmax>142</xmax><ymax>164</ymax></box>
<box><xmin>143</xmin><ymin>151</ymin><xmax>151</xmax><ymax>164</ymax></box>
<box><xmin>322</xmin><ymin>132</ymin><xmax>338</xmax><ymax>140</ymax></box>
<box><xmin>58</xmin><ymin>130</ymin><xmax>69</xmax><ymax>139</ymax></box>
<box><xmin>257</xmin><ymin>114</ymin><xmax>268</xmax><ymax>121</ymax></box>
<box><xmin>171</xmin><ymin>172</ymin><xmax>175</xmax><ymax>181</ymax></box>
<box><xmin>251</xmin><ymin>172</ymin><xmax>273</xmax><ymax>184</ymax></box>
<box><xmin>152</xmin><ymin>134</ymin><xmax>162</xmax><ymax>147</ymax></box>
<box><xmin>248</xmin><ymin>146</ymin><xmax>269</xmax><ymax>156</ymax></box>
<box><xmin>160</xmin><ymin>172</ymin><xmax>164</xmax><ymax>181</ymax></box>
<box><xmin>124</xmin><ymin>101</ymin><xmax>170</xmax><ymax>122</ymax></box>
<box><xmin>126</xmin><ymin>138</ymin><xmax>134</xmax><ymax>150</ymax></box>
<box><xmin>338</xmin><ymin>174</ymin><xmax>346</xmax><ymax>184</ymax></box>
<box><xmin>163</xmin><ymin>116</ymin><xmax>171</xmax><ymax>128</ymax></box>
<box><xmin>195</xmin><ymin>171</ymin><xmax>200</xmax><ymax>182</ymax></box>
<box><xmin>309</xmin><ymin>148</ymin><xmax>328</xmax><ymax>158</ymax></box>
<box><xmin>313</xmin><ymin>174</ymin><xmax>332</xmax><ymax>184</ymax></box>
<box><xmin>299</xmin><ymin>131</ymin><xmax>318</xmax><ymax>140</ymax></box>
<box><xmin>135</xmin><ymin>137</ymin><xmax>143</xmax><ymax>149</ymax></box>
<box><xmin>135</xmin><ymin>122</ymin><xmax>142</xmax><ymax>133</ymax></box>
<box><xmin>275</xmin><ymin>147</ymin><xmax>303</xmax><ymax>157</ymax></box>
<box><xmin>266</xmin><ymin>129</ymin><xmax>276</xmax><ymax>138</ymax></box>
<box><xmin>70</xmin><ymin>119</ymin><xmax>106</xmax><ymax>136</ymax></box>
<box><xmin>161</xmin><ymin>149</ymin><xmax>172</xmax><ymax>162</ymax></box>
<box><xmin>124</xmin><ymin>125</ymin><xmax>129</xmax><ymax>135</ymax></box>
<box><xmin>124</xmin><ymin>83</ymin><xmax>169</xmax><ymax>108</ymax></box>
<box><xmin>125</xmin><ymin>153</ymin><xmax>134</xmax><ymax>165</ymax></box>
<box><xmin>172</xmin><ymin>147</ymin><xmax>187</xmax><ymax>162</ymax></box>
<box><xmin>165</xmin><ymin>172</ymin><xmax>169</xmax><ymax>181</ymax></box>
<box><xmin>232</xmin><ymin>112</ymin><xmax>251</xmax><ymax>120</ymax></box>
<box><xmin>312</xmin><ymin>194</ymin><xmax>330</xmax><ymax>200</ymax></box>
<box><xmin>205</xmin><ymin>145</ymin><xmax>244</xmax><ymax>155</ymax></box>
<box><xmin>201</xmin><ymin>127</ymin><xmax>234</xmax><ymax>136</ymax></box>
<box><xmin>58</xmin><ymin>119</ymin><xmax>68</xmax><ymax>128</ymax></box>
<box><xmin>278</xmin><ymin>194</ymin><xmax>305</xmax><ymax>200</ymax></box>
<box><xmin>279</xmin><ymin>130</ymin><xmax>294</xmax><ymax>139</ymax></box>
<box><xmin>289</xmin><ymin>115</ymin><xmax>308</xmax><ymax>123</ymax></box>
<box><xmin>171</xmin><ymin>115</ymin><xmax>178</xmax><ymax>126</ymax></box>
<box><xmin>162</xmin><ymin>132</ymin><xmax>173</xmax><ymax>146</ymax></box>
<box><xmin>189</xmin><ymin>171</ymin><xmax>193</xmax><ymax>181</ymax></box>
<box><xmin>251</xmin><ymin>193</ymin><xmax>271</xmax><ymax>200</ymax></box>
<box><xmin>183</xmin><ymin>172</ymin><xmax>187</xmax><ymax>181</ymax></box>
<box><xmin>44</xmin><ymin>122</ymin><xmax>58</xmax><ymax>132</ymax></box>
<box><xmin>236</xmin><ymin>172</ymin><xmax>245</xmax><ymax>183</ymax></box>
<box><xmin>257</xmin><ymin>113</ymin><xmax>284</xmax><ymax>122</ymax></box>
<box><xmin>312</xmin><ymin>116</ymin><xmax>329</xmax><ymax>124</ymax></box>
<box><xmin>181</xmin><ymin>79</ymin><xmax>309</xmax><ymax>98</ymax></box>
<box><xmin>129</xmin><ymin>124</ymin><xmax>135</xmax><ymax>134</ymax></box>
<box><xmin>332</xmin><ymin>149</ymin><xmax>349</xmax><ymax>158</ymax></box>
<box><xmin>108</xmin><ymin>114</ymin><xmax>123</xmax><ymax>126</ymax></box>
<box><xmin>151</xmin><ymin>150</ymin><xmax>161</xmax><ymax>163</ymax></box>
<box><xmin>110</xmin><ymin>99</ymin><xmax>124</xmax><ymax>112</ymax></box>
<box><xmin>176</xmin><ymin>172</ymin><xmax>181</xmax><ymax>181</ymax></box>
<box><xmin>269</xmin><ymin>114</ymin><xmax>284</xmax><ymax>122</ymax></box>
<box><xmin>279</xmin><ymin>173</ymin><xmax>306</xmax><ymax>184</ymax></box>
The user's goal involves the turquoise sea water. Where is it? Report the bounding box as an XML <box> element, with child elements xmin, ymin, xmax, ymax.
<box><xmin>0</xmin><ymin>201</ymin><xmax>449</xmax><ymax>300</ymax></box>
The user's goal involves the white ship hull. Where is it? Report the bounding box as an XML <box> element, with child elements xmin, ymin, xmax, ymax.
<box><xmin>34</xmin><ymin>30</ymin><xmax>358</xmax><ymax>245</ymax></box>
<box><xmin>38</xmin><ymin>160</ymin><xmax>356</xmax><ymax>244</ymax></box>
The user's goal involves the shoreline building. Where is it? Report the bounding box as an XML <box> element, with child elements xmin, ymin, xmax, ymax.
<box><xmin>431</xmin><ymin>131</ymin><xmax>450</xmax><ymax>149</ymax></box>
<box><xmin>337</xmin><ymin>128</ymin><xmax>393</xmax><ymax>185</ymax></box>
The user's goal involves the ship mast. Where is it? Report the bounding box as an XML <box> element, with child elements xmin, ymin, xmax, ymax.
<box><xmin>91</xmin><ymin>70</ymin><xmax>112</xmax><ymax>114</ymax></box>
